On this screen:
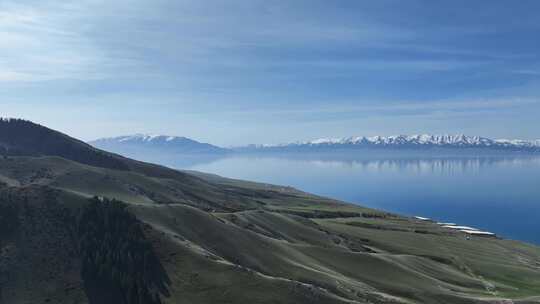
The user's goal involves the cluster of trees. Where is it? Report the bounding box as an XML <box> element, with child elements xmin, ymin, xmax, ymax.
<box><xmin>0</xmin><ymin>188</ymin><xmax>20</xmax><ymax>239</ymax></box>
<box><xmin>0</xmin><ymin>200</ymin><xmax>18</xmax><ymax>243</ymax></box>
<box><xmin>76</xmin><ymin>197</ymin><xmax>166</xmax><ymax>304</ymax></box>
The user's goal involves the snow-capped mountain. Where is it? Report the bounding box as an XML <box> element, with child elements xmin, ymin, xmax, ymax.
<box><xmin>90</xmin><ymin>134</ymin><xmax>229</xmax><ymax>155</ymax></box>
<box><xmin>91</xmin><ymin>134</ymin><xmax>540</xmax><ymax>157</ymax></box>
<box><xmin>235</xmin><ymin>134</ymin><xmax>540</xmax><ymax>152</ymax></box>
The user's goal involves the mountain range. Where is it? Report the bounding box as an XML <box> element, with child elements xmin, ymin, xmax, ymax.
<box><xmin>254</xmin><ymin>134</ymin><xmax>540</xmax><ymax>149</ymax></box>
<box><xmin>91</xmin><ymin>134</ymin><xmax>540</xmax><ymax>155</ymax></box>
<box><xmin>3</xmin><ymin>119</ymin><xmax>540</xmax><ymax>304</ymax></box>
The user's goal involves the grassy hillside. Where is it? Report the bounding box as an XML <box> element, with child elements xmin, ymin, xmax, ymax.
<box><xmin>1</xmin><ymin>121</ymin><xmax>540</xmax><ymax>304</ymax></box>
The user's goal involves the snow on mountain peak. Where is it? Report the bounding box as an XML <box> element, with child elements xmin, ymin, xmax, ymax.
<box><xmin>92</xmin><ymin>133</ymin><xmax>540</xmax><ymax>152</ymax></box>
<box><xmin>90</xmin><ymin>134</ymin><xmax>228</xmax><ymax>154</ymax></box>
<box><xmin>100</xmin><ymin>134</ymin><xmax>189</xmax><ymax>143</ymax></box>
<box><xmin>258</xmin><ymin>134</ymin><xmax>540</xmax><ymax>150</ymax></box>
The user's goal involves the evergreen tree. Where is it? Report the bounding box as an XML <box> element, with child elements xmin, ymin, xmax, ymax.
<box><xmin>76</xmin><ymin>197</ymin><xmax>167</xmax><ymax>304</ymax></box>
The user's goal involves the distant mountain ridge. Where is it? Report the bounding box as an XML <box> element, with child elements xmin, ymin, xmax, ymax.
<box><xmin>90</xmin><ymin>134</ymin><xmax>228</xmax><ymax>154</ymax></box>
<box><xmin>236</xmin><ymin>134</ymin><xmax>540</xmax><ymax>152</ymax></box>
<box><xmin>90</xmin><ymin>133</ymin><xmax>540</xmax><ymax>156</ymax></box>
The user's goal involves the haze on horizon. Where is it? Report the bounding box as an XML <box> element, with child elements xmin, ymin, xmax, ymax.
<box><xmin>1</xmin><ymin>0</ymin><xmax>539</xmax><ymax>146</ymax></box>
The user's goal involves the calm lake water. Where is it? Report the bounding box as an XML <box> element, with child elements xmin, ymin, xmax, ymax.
<box><xmin>179</xmin><ymin>154</ymin><xmax>540</xmax><ymax>245</ymax></box>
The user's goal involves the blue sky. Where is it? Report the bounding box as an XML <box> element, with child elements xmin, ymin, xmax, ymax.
<box><xmin>1</xmin><ymin>0</ymin><xmax>539</xmax><ymax>145</ymax></box>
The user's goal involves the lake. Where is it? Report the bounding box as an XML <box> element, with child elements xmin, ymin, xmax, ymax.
<box><xmin>176</xmin><ymin>154</ymin><xmax>540</xmax><ymax>245</ymax></box>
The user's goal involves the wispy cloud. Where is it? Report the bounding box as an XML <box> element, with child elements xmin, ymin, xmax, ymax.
<box><xmin>0</xmin><ymin>0</ymin><xmax>533</xmax><ymax>84</ymax></box>
<box><xmin>0</xmin><ymin>1</ymin><xmax>143</xmax><ymax>82</ymax></box>
<box><xmin>176</xmin><ymin>97</ymin><xmax>539</xmax><ymax>118</ymax></box>
<box><xmin>1</xmin><ymin>0</ymin><xmax>539</xmax><ymax>142</ymax></box>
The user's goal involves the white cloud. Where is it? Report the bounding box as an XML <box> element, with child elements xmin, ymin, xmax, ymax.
<box><xmin>0</xmin><ymin>0</ymin><xmax>517</xmax><ymax>85</ymax></box>
<box><xmin>0</xmin><ymin>1</ymin><xmax>140</xmax><ymax>83</ymax></box>
<box><xmin>197</xmin><ymin>97</ymin><xmax>539</xmax><ymax>117</ymax></box>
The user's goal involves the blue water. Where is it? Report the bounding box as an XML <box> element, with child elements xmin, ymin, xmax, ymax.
<box><xmin>183</xmin><ymin>154</ymin><xmax>540</xmax><ymax>245</ymax></box>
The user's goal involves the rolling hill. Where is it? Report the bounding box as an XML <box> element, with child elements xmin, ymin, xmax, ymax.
<box><xmin>1</xmin><ymin>119</ymin><xmax>540</xmax><ymax>304</ymax></box>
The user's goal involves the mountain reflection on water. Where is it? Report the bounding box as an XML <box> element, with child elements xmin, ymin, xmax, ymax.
<box><xmin>111</xmin><ymin>148</ymin><xmax>540</xmax><ymax>244</ymax></box>
<box><xmin>183</xmin><ymin>153</ymin><xmax>540</xmax><ymax>245</ymax></box>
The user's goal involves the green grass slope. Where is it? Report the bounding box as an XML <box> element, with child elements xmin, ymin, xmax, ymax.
<box><xmin>1</xmin><ymin>155</ymin><xmax>539</xmax><ymax>303</ymax></box>
<box><xmin>1</xmin><ymin>121</ymin><xmax>540</xmax><ymax>303</ymax></box>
